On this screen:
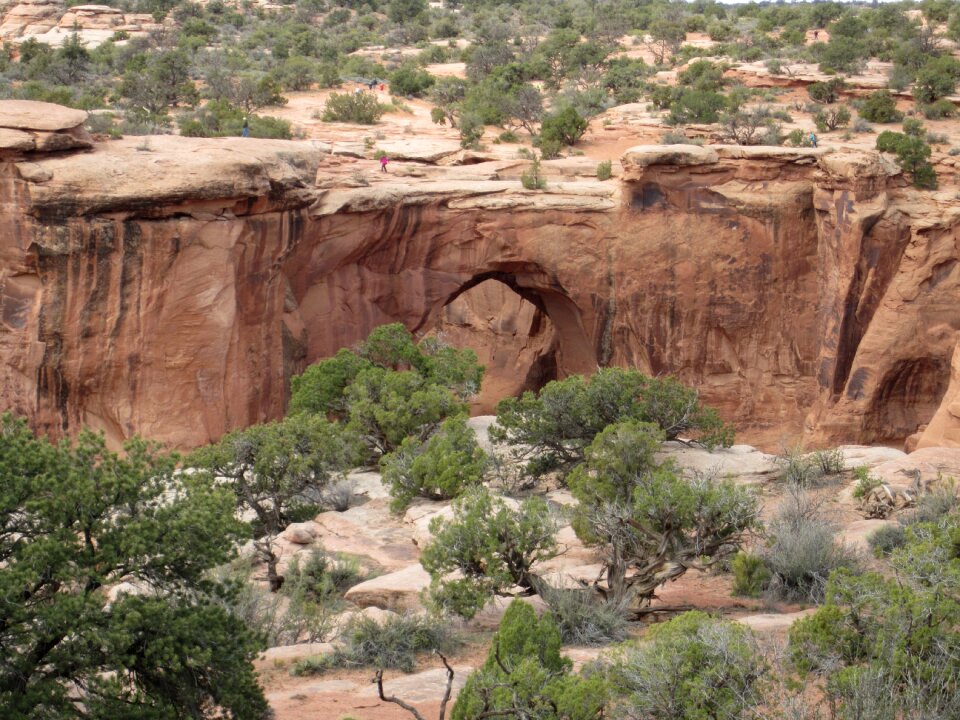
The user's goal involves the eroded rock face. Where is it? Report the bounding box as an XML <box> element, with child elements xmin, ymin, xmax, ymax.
<box><xmin>3</xmin><ymin>107</ymin><xmax>960</xmax><ymax>451</ymax></box>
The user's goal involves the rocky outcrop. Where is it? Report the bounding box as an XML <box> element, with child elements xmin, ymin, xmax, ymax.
<box><xmin>0</xmin><ymin>0</ymin><xmax>159</xmax><ymax>45</ymax></box>
<box><xmin>4</xmin><ymin>100</ymin><xmax>960</xmax><ymax>450</ymax></box>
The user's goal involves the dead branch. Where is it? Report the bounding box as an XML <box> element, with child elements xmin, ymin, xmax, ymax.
<box><xmin>373</xmin><ymin>652</ymin><xmax>456</xmax><ymax>720</ymax></box>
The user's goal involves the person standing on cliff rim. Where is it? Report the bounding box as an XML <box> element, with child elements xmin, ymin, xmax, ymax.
<box><xmin>380</xmin><ymin>155</ymin><xmax>390</xmax><ymax>173</ymax></box>
<box><xmin>810</xmin><ymin>132</ymin><xmax>817</xmax><ymax>148</ymax></box>
<box><xmin>241</xmin><ymin>118</ymin><xmax>249</xmax><ymax>137</ymax></box>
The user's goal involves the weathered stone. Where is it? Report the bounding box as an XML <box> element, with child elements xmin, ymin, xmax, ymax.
<box><xmin>0</xmin><ymin>127</ymin><xmax>35</xmax><ymax>151</ymax></box>
<box><xmin>840</xmin><ymin>519</ymin><xmax>900</xmax><ymax>550</ymax></box>
<box><xmin>257</xmin><ymin>642</ymin><xmax>334</xmax><ymax>667</ymax></box>
<box><xmin>312</xmin><ymin>500</ymin><xmax>419</xmax><ymax>572</ymax></box>
<box><xmin>0</xmin><ymin>100</ymin><xmax>87</xmax><ymax>132</ymax></box>
<box><xmin>281</xmin><ymin>522</ymin><xmax>318</xmax><ymax>545</ymax></box>
<box><xmin>621</xmin><ymin>144</ymin><xmax>719</xmax><ymax>171</ymax></box>
<box><xmin>342</xmin><ymin>563</ymin><xmax>431</xmax><ymax>611</ymax></box>
<box><xmin>2</xmin><ymin>113</ymin><xmax>960</xmax><ymax>456</ymax></box>
<box><xmin>357</xmin><ymin>665</ymin><xmax>472</xmax><ymax>701</ymax></box>
<box><xmin>658</xmin><ymin>442</ymin><xmax>780</xmax><ymax>485</ymax></box>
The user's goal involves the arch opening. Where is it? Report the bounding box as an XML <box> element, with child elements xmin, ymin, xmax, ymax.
<box><xmin>422</xmin><ymin>272</ymin><xmax>598</xmax><ymax>414</ymax></box>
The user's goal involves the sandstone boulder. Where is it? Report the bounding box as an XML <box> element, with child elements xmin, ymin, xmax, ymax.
<box><xmin>404</xmin><ymin>501</ymin><xmax>454</xmax><ymax>548</ymax></box>
<box><xmin>281</xmin><ymin>521</ymin><xmax>319</xmax><ymax>545</ymax></box>
<box><xmin>374</xmin><ymin>138</ymin><xmax>462</xmax><ymax>163</ymax></box>
<box><xmin>343</xmin><ymin>563</ymin><xmax>431</xmax><ymax>611</ymax></box>
<box><xmin>621</xmin><ymin>144</ymin><xmax>719</xmax><ymax>171</ymax></box>
<box><xmin>465</xmin><ymin>415</ymin><xmax>497</xmax><ymax>451</ymax></box>
<box><xmin>0</xmin><ymin>127</ymin><xmax>36</xmax><ymax>151</ymax></box>
<box><xmin>0</xmin><ymin>99</ymin><xmax>87</xmax><ymax>132</ymax></box>
<box><xmin>343</xmin><ymin>469</ymin><xmax>390</xmax><ymax>500</ymax></box>
<box><xmin>658</xmin><ymin>442</ymin><xmax>780</xmax><ymax>485</ymax></box>
<box><xmin>870</xmin><ymin>447</ymin><xmax>960</xmax><ymax>488</ymax></box>
<box><xmin>713</xmin><ymin>145</ymin><xmax>829</xmax><ymax>163</ymax></box>
<box><xmin>257</xmin><ymin>642</ymin><xmax>334</xmax><ymax>667</ymax></box>
<box><xmin>838</xmin><ymin>445</ymin><xmax>908</xmax><ymax>470</ymax></box>
<box><xmin>313</xmin><ymin>500</ymin><xmax>419</xmax><ymax>572</ymax></box>
<box><xmin>917</xmin><ymin>337</ymin><xmax>960</xmax><ymax>449</ymax></box>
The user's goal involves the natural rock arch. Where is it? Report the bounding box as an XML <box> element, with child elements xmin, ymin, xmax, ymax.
<box><xmin>419</xmin><ymin>268</ymin><xmax>598</xmax><ymax>378</ymax></box>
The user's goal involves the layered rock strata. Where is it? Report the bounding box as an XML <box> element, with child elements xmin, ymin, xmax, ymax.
<box><xmin>3</xmin><ymin>101</ymin><xmax>960</xmax><ymax>451</ymax></box>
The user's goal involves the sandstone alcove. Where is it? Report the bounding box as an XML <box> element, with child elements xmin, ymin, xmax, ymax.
<box><xmin>422</xmin><ymin>271</ymin><xmax>598</xmax><ymax>413</ymax></box>
<box><xmin>863</xmin><ymin>357</ymin><xmax>951</xmax><ymax>445</ymax></box>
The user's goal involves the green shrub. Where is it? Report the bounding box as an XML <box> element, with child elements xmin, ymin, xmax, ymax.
<box><xmin>859</xmin><ymin>90</ymin><xmax>903</xmax><ymax>123</ymax></box>
<box><xmin>521</xmin><ymin>154</ymin><xmax>547</xmax><ymax>189</ymax></box>
<box><xmin>875</xmin><ymin>130</ymin><xmax>937</xmax><ymax>189</ymax></box>
<box><xmin>808</xmin><ymin>77</ymin><xmax>845</xmax><ymax>104</ymax></box>
<box><xmin>421</xmin><ymin>487</ymin><xmax>559</xmax><ymax>619</ymax></box>
<box><xmin>538</xmin><ymin>136</ymin><xmax>563</xmax><ymax>159</ymax></box>
<box><xmin>814</xmin><ymin>105</ymin><xmax>851</xmax><ymax>132</ymax></box>
<box><xmin>812</xmin><ymin>447</ymin><xmax>845</xmax><ymax>476</ymax></box>
<box><xmin>678</xmin><ymin>59</ymin><xmax>726</xmax><ymax>92</ymax></box>
<box><xmin>731</xmin><ymin>551</ymin><xmax>771</xmax><ymax>597</ymax></box>
<box><xmin>497</xmin><ymin>129</ymin><xmax>519</xmax><ymax>142</ymax></box>
<box><xmin>491</xmin><ymin>369</ymin><xmax>734</xmax><ymax>483</ymax></box>
<box><xmin>322</xmin><ymin>91</ymin><xmax>386</xmax><ymax>124</ymax></box>
<box><xmin>612</xmin><ymin>611</ymin><xmax>765</xmax><ymax>720</ymax></box>
<box><xmin>852</xmin><ymin>465</ymin><xmax>882</xmax><ymax>500</ymax></box>
<box><xmin>389</xmin><ymin>64</ymin><xmax>435</xmax><ymax>97</ymax></box>
<box><xmin>786</xmin><ymin>128</ymin><xmax>811</xmax><ymax>147</ymax></box>
<box><xmin>451</xmin><ymin>600</ymin><xmax>607</xmax><ymax>720</ymax></box>
<box><xmin>596</xmin><ymin>159</ymin><xmax>612</xmax><ymax>181</ymax></box>
<box><xmin>661</xmin><ymin>129</ymin><xmax>704</xmax><ymax>145</ymax></box>
<box><xmin>540</xmin><ymin>106</ymin><xmax>588</xmax><ymax>146</ymax></box>
<box><xmin>214</xmin><ymin>559</ymin><xmax>336</xmax><ymax>648</ymax></box>
<box><xmin>293</xmin><ymin>613</ymin><xmax>460</xmax><ymax>674</ymax></box>
<box><xmin>777</xmin><ymin>447</ymin><xmax>821</xmax><ymax>487</ymax></box>
<box><xmin>789</xmin><ymin>516</ymin><xmax>960</xmax><ymax>717</ymax></box>
<box><xmin>903</xmin><ymin>487</ymin><xmax>959</xmax><ymax>525</ymax></box>
<box><xmin>867</xmin><ymin>524</ymin><xmax>907</xmax><ymax>557</ymax></box>
<box><xmin>536</xmin><ymin>585</ymin><xmax>629</xmax><ymax>646</ymax></box>
<box><xmin>458</xmin><ymin>112</ymin><xmax>484</xmax><ymax>148</ymax></box>
<box><xmin>921</xmin><ymin>99</ymin><xmax>957</xmax><ymax>119</ymax></box>
<box><xmin>568</xmin><ymin>421</ymin><xmax>759</xmax><ymax>610</ymax></box>
<box><xmin>667</xmin><ymin>88</ymin><xmax>726</xmax><ymax>124</ymax></box>
<box><xmin>763</xmin><ymin>488</ymin><xmax>860</xmax><ymax>603</ymax></box>
<box><xmin>380</xmin><ymin>415</ymin><xmax>488</xmax><ymax>512</ymax></box>
<box><xmin>285</xmin><ymin>550</ymin><xmax>365</xmax><ymax>601</ymax></box>
<box><xmin>913</xmin><ymin>55</ymin><xmax>960</xmax><ymax>104</ymax></box>
<box><xmin>179</xmin><ymin>100</ymin><xmax>292</xmax><ymax>138</ymax></box>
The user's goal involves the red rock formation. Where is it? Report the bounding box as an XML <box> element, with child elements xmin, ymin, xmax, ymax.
<box><xmin>3</xmin><ymin>104</ymin><xmax>960</xmax><ymax>452</ymax></box>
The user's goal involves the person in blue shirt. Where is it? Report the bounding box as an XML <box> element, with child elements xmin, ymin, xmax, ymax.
<box><xmin>809</xmin><ymin>132</ymin><xmax>817</xmax><ymax>148</ymax></box>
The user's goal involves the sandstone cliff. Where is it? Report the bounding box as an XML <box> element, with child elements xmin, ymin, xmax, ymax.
<box><xmin>4</xmin><ymin>100</ymin><xmax>960</xmax><ymax>451</ymax></box>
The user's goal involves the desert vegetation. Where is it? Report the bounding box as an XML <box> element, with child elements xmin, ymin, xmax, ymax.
<box><xmin>7</xmin><ymin>0</ymin><xmax>960</xmax><ymax>715</ymax></box>
<box><xmin>4</xmin><ymin>319</ymin><xmax>959</xmax><ymax>719</ymax></box>
<box><xmin>2</xmin><ymin>0</ymin><xmax>960</xmax><ymax>181</ymax></box>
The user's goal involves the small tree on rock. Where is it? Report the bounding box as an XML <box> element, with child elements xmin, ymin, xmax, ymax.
<box><xmin>491</xmin><ymin>368</ymin><xmax>733</xmax><ymax>485</ymax></box>
<box><xmin>190</xmin><ymin>414</ymin><xmax>360</xmax><ymax>591</ymax></box>
<box><xmin>420</xmin><ymin>487</ymin><xmax>559</xmax><ymax>619</ymax></box>
<box><xmin>568</xmin><ymin>420</ymin><xmax>759</xmax><ymax>613</ymax></box>
<box><xmin>380</xmin><ymin>415</ymin><xmax>488</xmax><ymax>512</ymax></box>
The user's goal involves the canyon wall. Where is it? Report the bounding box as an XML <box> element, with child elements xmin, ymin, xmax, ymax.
<box><xmin>4</xmin><ymin>104</ymin><xmax>960</xmax><ymax>451</ymax></box>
